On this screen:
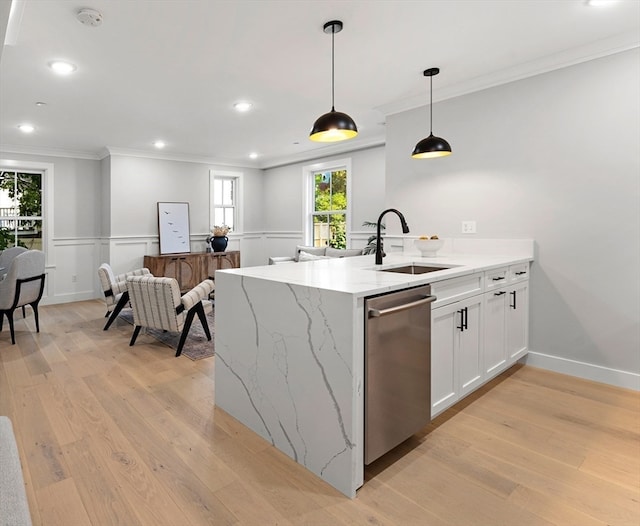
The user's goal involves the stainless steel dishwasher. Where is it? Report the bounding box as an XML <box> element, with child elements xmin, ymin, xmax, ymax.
<box><xmin>364</xmin><ymin>284</ymin><xmax>435</xmax><ymax>465</ymax></box>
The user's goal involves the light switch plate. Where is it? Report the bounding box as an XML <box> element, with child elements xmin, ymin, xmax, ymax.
<box><xmin>462</xmin><ymin>221</ymin><xmax>476</xmax><ymax>234</ymax></box>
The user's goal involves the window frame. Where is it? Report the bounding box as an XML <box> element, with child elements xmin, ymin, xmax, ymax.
<box><xmin>0</xmin><ymin>159</ymin><xmax>53</xmax><ymax>264</ymax></box>
<box><xmin>302</xmin><ymin>158</ymin><xmax>352</xmax><ymax>248</ymax></box>
<box><xmin>209</xmin><ymin>170</ymin><xmax>242</xmax><ymax>234</ymax></box>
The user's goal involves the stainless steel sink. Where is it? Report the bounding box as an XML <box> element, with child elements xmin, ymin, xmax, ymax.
<box><xmin>378</xmin><ymin>265</ymin><xmax>451</xmax><ymax>275</ymax></box>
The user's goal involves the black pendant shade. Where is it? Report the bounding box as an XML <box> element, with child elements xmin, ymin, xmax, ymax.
<box><xmin>309</xmin><ymin>20</ymin><xmax>358</xmax><ymax>142</ymax></box>
<box><xmin>412</xmin><ymin>67</ymin><xmax>451</xmax><ymax>159</ymax></box>
<box><xmin>412</xmin><ymin>133</ymin><xmax>452</xmax><ymax>159</ymax></box>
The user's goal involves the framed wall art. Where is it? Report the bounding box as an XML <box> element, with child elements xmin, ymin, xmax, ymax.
<box><xmin>157</xmin><ymin>202</ymin><xmax>191</xmax><ymax>254</ymax></box>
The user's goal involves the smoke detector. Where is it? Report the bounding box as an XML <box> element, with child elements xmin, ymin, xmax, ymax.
<box><xmin>76</xmin><ymin>8</ymin><xmax>103</xmax><ymax>27</ymax></box>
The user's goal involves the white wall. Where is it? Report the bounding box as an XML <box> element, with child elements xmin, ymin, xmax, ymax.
<box><xmin>385</xmin><ymin>49</ymin><xmax>640</xmax><ymax>384</ymax></box>
<box><xmin>107</xmin><ymin>155</ymin><xmax>265</xmax><ymax>270</ymax></box>
<box><xmin>262</xmin><ymin>146</ymin><xmax>386</xmax><ymax>261</ymax></box>
<box><xmin>0</xmin><ymin>151</ymin><xmax>266</xmax><ymax>302</ymax></box>
<box><xmin>0</xmin><ymin>151</ymin><xmax>103</xmax><ymax>304</ymax></box>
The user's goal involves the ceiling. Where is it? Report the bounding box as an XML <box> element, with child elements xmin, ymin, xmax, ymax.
<box><xmin>1</xmin><ymin>0</ymin><xmax>638</xmax><ymax>169</ymax></box>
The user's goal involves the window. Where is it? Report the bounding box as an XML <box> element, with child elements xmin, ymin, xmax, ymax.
<box><xmin>0</xmin><ymin>170</ymin><xmax>43</xmax><ymax>251</ymax></box>
<box><xmin>304</xmin><ymin>159</ymin><xmax>351</xmax><ymax>249</ymax></box>
<box><xmin>209</xmin><ymin>170</ymin><xmax>242</xmax><ymax>234</ymax></box>
<box><xmin>212</xmin><ymin>177</ymin><xmax>236</xmax><ymax>231</ymax></box>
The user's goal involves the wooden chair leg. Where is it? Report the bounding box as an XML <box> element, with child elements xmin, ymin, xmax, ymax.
<box><xmin>129</xmin><ymin>326</ymin><xmax>142</xmax><ymax>346</ymax></box>
<box><xmin>176</xmin><ymin>306</ymin><xmax>198</xmax><ymax>357</ymax></box>
<box><xmin>104</xmin><ymin>292</ymin><xmax>129</xmax><ymax>331</ymax></box>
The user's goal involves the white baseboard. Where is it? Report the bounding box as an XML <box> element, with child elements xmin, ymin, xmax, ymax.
<box><xmin>523</xmin><ymin>351</ymin><xmax>640</xmax><ymax>391</ymax></box>
<box><xmin>42</xmin><ymin>291</ymin><xmax>98</xmax><ymax>305</ymax></box>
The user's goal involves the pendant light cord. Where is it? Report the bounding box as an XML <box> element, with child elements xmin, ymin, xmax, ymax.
<box><xmin>429</xmin><ymin>74</ymin><xmax>433</xmax><ymax>135</ymax></box>
<box><xmin>331</xmin><ymin>27</ymin><xmax>335</xmax><ymax>112</ymax></box>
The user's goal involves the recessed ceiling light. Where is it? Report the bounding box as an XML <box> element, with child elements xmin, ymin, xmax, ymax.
<box><xmin>18</xmin><ymin>124</ymin><xmax>35</xmax><ymax>133</ymax></box>
<box><xmin>49</xmin><ymin>61</ymin><xmax>77</xmax><ymax>75</ymax></box>
<box><xmin>233</xmin><ymin>101</ymin><xmax>253</xmax><ymax>112</ymax></box>
<box><xmin>153</xmin><ymin>140</ymin><xmax>166</xmax><ymax>149</ymax></box>
<box><xmin>35</xmin><ymin>101</ymin><xmax>47</xmax><ymax>107</ymax></box>
<box><xmin>585</xmin><ymin>0</ymin><xmax>617</xmax><ymax>6</ymax></box>
<box><xmin>249</xmin><ymin>152</ymin><xmax>258</xmax><ymax>159</ymax></box>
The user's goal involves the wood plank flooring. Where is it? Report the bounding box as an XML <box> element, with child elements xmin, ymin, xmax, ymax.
<box><xmin>1</xmin><ymin>300</ymin><xmax>638</xmax><ymax>525</ymax></box>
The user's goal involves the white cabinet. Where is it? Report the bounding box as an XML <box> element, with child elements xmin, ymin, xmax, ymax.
<box><xmin>432</xmin><ymin>262</ymin><xmax>530</xmax><ymax>418</ymax></box>
<box><xmin>431</xmin><ymin>295</ymin><xmax>483</xmax><ymax>418</ymax></box>
<box><xmin>507</xmin><ymin>280</ymin><xmax>529</xmax><ymax>363</ymax></box>
<box><xmin>483</xmin><ymin>266</ymin><xmax>530</xmax><ymax>381</ymax></box>
<box><xmin>484</xmin><ymin>289</ymin><xmax>508</xmax><ymax>377</ymax></box>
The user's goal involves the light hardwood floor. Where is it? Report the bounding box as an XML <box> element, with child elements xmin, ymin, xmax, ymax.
<box><xmin>1</xmin><ymin>300</ymin><xmax>638</xmax><ymax>525</ymax></box>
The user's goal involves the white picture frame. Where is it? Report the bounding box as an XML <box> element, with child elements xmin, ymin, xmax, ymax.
<box><xmin>158</xmin><ymin>202</ymin><xmax>190</xmax><ymax>254</ymax></box>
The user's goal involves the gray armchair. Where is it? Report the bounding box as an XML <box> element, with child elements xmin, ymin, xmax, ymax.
<box><xmin>0</xmin><ymin>246</ymin><xmax>27</xmax><ymax>280</ymax></box>
<box><xmin>0</xmin><ymin>250</ymin><xmax>46</xmax><ymax>345</ymax></box>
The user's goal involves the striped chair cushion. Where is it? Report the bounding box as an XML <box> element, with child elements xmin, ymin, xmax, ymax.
<box><xmin>127</xmin><ymin>276</ymin><xmax>184</xmax><ymax>332</ymax></box>
<box><xmin>98</xmin><ymin>264</ymin><xmax>150</xmax><ymax>308</ymax></box>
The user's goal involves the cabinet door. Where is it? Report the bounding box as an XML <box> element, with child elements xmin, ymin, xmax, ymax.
<box><xmin>507</xmin><ymin>281</ymin><xmax>529</xmax><ymax>363</ymax></box>
<box><xmin>458</xmin><ymin>296</ymin><xmax>483</xmax><ymax>397</ymax></box>
<box><xmin>431</xmin><ymin>303</ymin><xmax>458</xmax><ymax>418</ymax></box>
<box><xmin>178</xmin><ymin>256</ymin><xmax>198</xmax><ymax>290</ymax></box>
<box><xmin>484</xmin><ymin>289</ymin><xmax>507</xmax><ymax>378</ymax></box>
<box><xmin>163</xmin><ymin>257</ymin><xmax>179</xmax><ymax>281</ymax></box>
<box><xmin>143</xmin><ymin>255</ymin><xmax>166</xmax><ymax>278</ymax></box>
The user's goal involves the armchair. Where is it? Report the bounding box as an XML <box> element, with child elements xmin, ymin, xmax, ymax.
<box><xmin>98</xmin><ymin>263</ymin><xmax>151</xmax><ymax>330</ymax></box>
<box><xmin>0</xmin><ymin>250</ymin><xmax>46</xmax><ymax>345</ymax></box>
<box><xmin>0</xmin><ymin>246</ymin><xmax>27</xmax><ymax>280</ymax></box>
<box><xmin>126</xmin><ymin>275</ymin><xmax>215</xmax><ymax>357</ymax></box>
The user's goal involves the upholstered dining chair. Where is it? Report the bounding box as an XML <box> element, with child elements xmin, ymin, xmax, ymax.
<box><xmin>0</xmin><ymin>246</ymin><xmax>27</xmax><ymax>280</ymax></box>
<box><xmin>0</xmin><ymin>249</ymin><xmax>46</xmax><ymax>345</ymax></box>
<box><xmin>97</xmin><ymin>263</ymin><xmax>151</xmax><ymax>330</ymax></box>
<box><xmin>126</xmin><ymin>275</ymin><xmax>215</xmax><ymax>357</ymax></box>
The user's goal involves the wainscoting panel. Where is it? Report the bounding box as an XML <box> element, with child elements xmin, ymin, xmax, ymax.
<box><xmin>44</xmin><ymin>231</ymin><xmax>375</xmax><ymax>304</ymax></box>
<box><xmin>52</xmin><ymin>239</ymin><xmax>99</xmax><ymax>303</ymax></box>
<box><xmin>238</xmin><ymin>233</ymin><xmax>265</xmax><ymax>267</ymax></box>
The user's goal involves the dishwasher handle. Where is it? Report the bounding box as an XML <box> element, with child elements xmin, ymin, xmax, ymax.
<box><xmin>368</xmin><ymin>295</ymin><xmax>436</xmax><ymax>318</ymax></box>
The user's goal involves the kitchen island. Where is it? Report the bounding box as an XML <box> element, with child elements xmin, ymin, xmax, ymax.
<box><xmin>214</xmin><ymin>240</ymin><xmax>534</xmax><ymax>497</ymax></box>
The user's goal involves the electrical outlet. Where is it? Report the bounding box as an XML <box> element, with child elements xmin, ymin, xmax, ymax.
<box><xmin>461</xmin><ymin>221</ymin><xmax>476</xmax><ymax>234</ymax></box>
<box><xmin>71</xmin><ymin>275</ymin><xmax>77</xmax><ymax>283</ymax></box>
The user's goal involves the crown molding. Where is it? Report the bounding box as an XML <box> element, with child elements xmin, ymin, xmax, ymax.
<box><xmin>0</xmin><ymin>143</ymin><xmax>102</xmax><ymax>160</ymax></box>
<box><xmin>259</xmin><ymin>136</ymin><xmax>386</xmax><ymax>170</ymax></box>
<box><xmin>377</xmin><ymin>31</ymin><xmax>640</xmax><ymax>117</ymax></box>
<box><xmin>103</xmin><ymin>146</ymin><xmax>258</xmax><ymax>169</ymax></box>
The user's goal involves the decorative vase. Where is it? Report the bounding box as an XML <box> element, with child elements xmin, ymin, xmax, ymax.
<box><xmin>211</xmin><ymin>235</ymin><xmax>228</xmax><ymax>253</ymax></box>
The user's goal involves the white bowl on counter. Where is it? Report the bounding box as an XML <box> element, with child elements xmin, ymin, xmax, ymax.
<box><xmin>414</xmin><ymin>238</ymin><xmax>444</xmax><ymax>257</ymax></box>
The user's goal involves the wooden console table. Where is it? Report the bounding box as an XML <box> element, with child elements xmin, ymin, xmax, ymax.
<box><xmin>143</xmin><ymin>251</ymin><xmax>240</xmax><ymax>291</ymax></box>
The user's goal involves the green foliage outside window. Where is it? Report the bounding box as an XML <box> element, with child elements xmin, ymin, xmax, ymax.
<box><xmin>313</xmin><ymin>169</ymin><xmax>347</xmax><ymax>249</ymax></box>
<box><xmin>0</xmin><ymin>171</ymin><xmax>42</xmax><ymax>251</ymax></box>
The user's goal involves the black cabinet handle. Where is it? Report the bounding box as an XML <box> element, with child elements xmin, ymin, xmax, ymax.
<box><xmin>510</xmin><ymin>291</ymin><xmax>517</xmax><ymax>309</ymax></box>
<box><xmin>515</xmin><ymin>271</ymin><xmax>527</xmax><ymax>276</ymax></box>
<box><xmin>494</xmin><ymin>291</ymin><xmax>506</xmax><ymax>296</ymax></box>
<box><xmin>457</xmin><ymin>309</ymin><xmax>465</xmax><ymax>331</ymax></box>
<box><xmin>464</xmin><ymin>307</ymin><xmax>469</xmax><ymax>330</ymax></box>
<box><xmin>492</xmin><ymin>276</ymin><xmax>505</xmax><ymax>281</ymax></box>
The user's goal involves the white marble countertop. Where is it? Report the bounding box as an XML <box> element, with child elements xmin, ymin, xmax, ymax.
<box><xmin>217</xmin><ymin>249</ymin><xmax>534</xmax><ymax>298</ymax></box>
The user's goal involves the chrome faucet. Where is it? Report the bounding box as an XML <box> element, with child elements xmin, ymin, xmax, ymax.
<box><xmin>375</xmin><ymin>208</ymin><xmax>410</xmax><ymax>264</ymax></box>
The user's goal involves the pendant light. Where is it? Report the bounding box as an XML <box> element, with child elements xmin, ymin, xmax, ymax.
<box><xmin>309</xmin><ymin>20</ymin><xmax>358</xmax><ymax>142</ymax></box>
<box><xmin>411</xmin><ymin>67</ymin><xmax>452</xmax><ymax>159</ymax></box>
